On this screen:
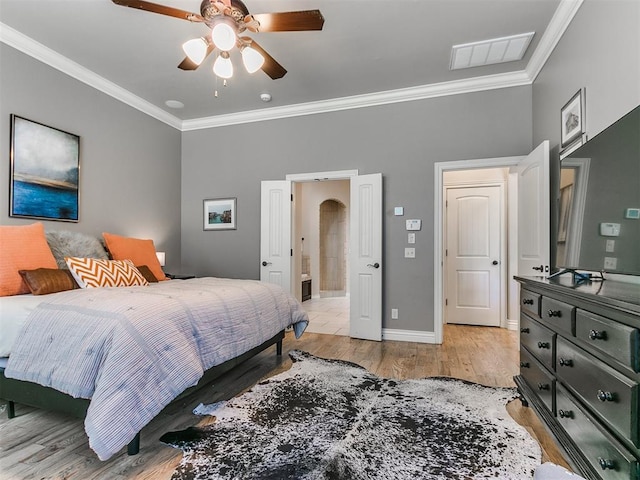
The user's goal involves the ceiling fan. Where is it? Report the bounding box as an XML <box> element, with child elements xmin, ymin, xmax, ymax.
<box><xmin>111</xmin><ymin>0</ymin><xmax>324</xmax><ymax>80</ymax></box>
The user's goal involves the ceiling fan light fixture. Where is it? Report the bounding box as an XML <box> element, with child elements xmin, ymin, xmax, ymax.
<box><xmin>213</xmin><ymin>51</ymin><xmax>234</xmax><ymax>79</ymax></box>
<box><xmin>211</xmin><ymin>18</ymin><xmax>237</xmax><ymax>51</ymax></box>
<box><xmin>241</xmin><ymin>45</ymin><xmax>265</xmax><ymax>74</ymax></box>
<box><xmin>182</xmin><ymin>38</ymin><xmax>208</xmax><ymax>65</ymax></box>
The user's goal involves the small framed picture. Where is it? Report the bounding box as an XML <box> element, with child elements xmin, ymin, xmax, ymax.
<box><xmin>203</xmin><ymin>198</ymin><xmax>236</xmax><ymax>230</ymax></box>
<box><xmin>10</xmin><ymin>115</ymin><xmax>80</xmax><ymax>222</ymax></box>
<box><xmin>560</xmin><ymin>88</ymin><xmax>586</xmax><ymax>148</ymax></box>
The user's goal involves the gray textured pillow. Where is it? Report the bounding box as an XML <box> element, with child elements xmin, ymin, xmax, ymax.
<box><xmin>46</xmin><ymin>230</ymin><xmax>109</xmax><ymax>269</ymax></box>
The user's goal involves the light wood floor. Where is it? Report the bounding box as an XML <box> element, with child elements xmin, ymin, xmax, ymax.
<box><xmin>0</xmin><ymin>325</ymin><xmax>570</xmax><ymax>479</ymax></box>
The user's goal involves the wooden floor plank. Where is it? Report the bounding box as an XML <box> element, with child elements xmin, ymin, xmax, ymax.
<box><xmin>0</xmin><ymin>325</ymin><xmax>570</xmax><ymax>478</ymax></box>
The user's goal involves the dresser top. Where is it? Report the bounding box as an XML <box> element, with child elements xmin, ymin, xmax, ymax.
<box><xmin>515</xmin><ymin>275</ymin><xmax>640</xmax><ymax>315</ymax></box>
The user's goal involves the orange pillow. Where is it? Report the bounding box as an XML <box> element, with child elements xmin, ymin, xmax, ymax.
<box><xmin>102</xmin><ymin>232</ymin><xmax>167</xmax><ymax>281</ymax></box>
<box><xmin>0</xmin><ymin>223</ymin><xmax>58</xmax><ymax>296</ymax></box>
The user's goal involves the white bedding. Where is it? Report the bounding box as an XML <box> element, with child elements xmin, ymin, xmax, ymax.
<box><xmin>0</xmin><ymin>294</ymin><xmax>43</xmax><ymax>357</ymax></box>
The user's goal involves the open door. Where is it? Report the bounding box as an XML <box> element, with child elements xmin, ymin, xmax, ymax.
<box><xmin>260</xmin><ymin>180</ymin><xmax>292</xmax><ymax>290</ymax></box>
<box><xmin>349</xmin><ymin>173</ymin><xmax>383</xmax><ymax>341</ymax></box>
<box><xmin>516</xmin><ymin>141</ymin><xmax>550</xmax><ymax>276</ymax></box>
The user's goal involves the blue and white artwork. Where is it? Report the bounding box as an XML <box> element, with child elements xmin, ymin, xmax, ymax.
<box><xmin>10</xmin><ymin>116</ymin><xmax>80</xmax><ymax>222</ymax></box>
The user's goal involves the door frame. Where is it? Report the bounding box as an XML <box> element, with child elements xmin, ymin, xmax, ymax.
<box><xmin>434</xmin><ymin>156</ymin><xmax>523</xmax><ymax>344</ymax></box>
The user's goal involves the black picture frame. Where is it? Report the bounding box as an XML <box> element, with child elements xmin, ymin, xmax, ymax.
<box><xmin>10</xmin><ymin>115</ymin><xmax>80</xmax><ymax>222</ymax></box>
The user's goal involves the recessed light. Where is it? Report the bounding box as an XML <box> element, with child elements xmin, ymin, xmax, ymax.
<box><xmin>260</xmin><ymin>93</ymin><xmax>272</xmax><ymax>103</ymax></box>
<box><xmin>165</xmin><ymin>100</ymin><xmax>185</xmax><ymax>109</ymax></box>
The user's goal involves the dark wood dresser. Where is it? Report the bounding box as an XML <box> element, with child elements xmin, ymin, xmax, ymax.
<box><xmin>514</xmin><ymin>276</ymin><xmax>640</xmax><ymax>480</ymax></box>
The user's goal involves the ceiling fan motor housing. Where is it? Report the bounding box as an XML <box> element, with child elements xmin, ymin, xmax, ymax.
<box><xmin>201</xmin><ymin>0</ymin><xmax>249</xmax><ymax>26</ymax></box>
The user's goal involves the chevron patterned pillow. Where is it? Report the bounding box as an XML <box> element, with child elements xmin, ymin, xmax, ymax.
<box><xmin>65</xmin><ymin>257</ymin><xmax>149</xmax><ymax>288</ymax></box>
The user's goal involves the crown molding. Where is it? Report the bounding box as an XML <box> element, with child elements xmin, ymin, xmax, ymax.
<box><xmin>1</xmin><ymin>0</ymin><xmax>581</xmax><ymax>131</ymax></box>
<box><xmin>181</xmin><ymin>70</ymin><xmax>533</xmax><ymax>131</ymax></box>
<box><xmin>0</xmin><ymin>23</ymin><xmax>182</xmax><ymax>130</ymax></box>
<box><xmin>526</xmin><ymin>0</ymin><xmax>584</xmax><ymax>82</ymax></box>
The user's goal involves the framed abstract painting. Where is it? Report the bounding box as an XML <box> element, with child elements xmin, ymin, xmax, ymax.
<box><xmin>10</xmin><ymin>115</ymin><xmax>80</xmax><ymax>222</ymax></box>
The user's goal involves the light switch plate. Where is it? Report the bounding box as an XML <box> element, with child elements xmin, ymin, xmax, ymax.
<box><xmin>408</xmin><ymin>233</ymin><xmax>416</xmax><ymax>244</ymax></box>
<box><xmin>394</xmin><ymin>207</ymin><xmax>404</xmax><ymax>216</ymax></box>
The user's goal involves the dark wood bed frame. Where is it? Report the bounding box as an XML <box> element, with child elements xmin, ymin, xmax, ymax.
<box><xmin>0</xmin><ymin>330</ymin><xmax>284</xmax><ymax>456</ymax></box>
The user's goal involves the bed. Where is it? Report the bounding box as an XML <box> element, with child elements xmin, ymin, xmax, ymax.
<box><xmin>0</xmin><ymin>226</ymin><xmax>308</xmax><ymax>461</ymax></box>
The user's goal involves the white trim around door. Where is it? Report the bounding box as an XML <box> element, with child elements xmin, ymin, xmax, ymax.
<box><xmin>434</xmin><ymin>156</ymin><xmax>523</xmax><ymax>345</ymax></box>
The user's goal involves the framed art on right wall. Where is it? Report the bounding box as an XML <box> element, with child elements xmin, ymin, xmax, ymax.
<box><xmin>560</xmin><ymin>88</ymin><xmax>586</xmax><ymax>149</ymax></box>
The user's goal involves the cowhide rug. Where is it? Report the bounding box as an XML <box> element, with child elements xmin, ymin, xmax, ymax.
<box><xmin>160</xmin><ymin>351</ymin><xmax>541</xmax><ymax>479</ymax></box>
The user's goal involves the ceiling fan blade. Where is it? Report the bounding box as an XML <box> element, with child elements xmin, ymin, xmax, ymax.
<box><xmin>178</xmin><ymin>42</ymin><xmax>215</xmax><ymax>70</ymax></box>
<box><xmin>243</xmin><ymin>38</ymin><xmax>287</xmax><ymax>79</ymax></box>
<box><xmin>251</xmin><ymin>10</ymin><xmax>324</xmax><ymax>32</ymax></box>
<box><xmin>111</xmin><ymin>0</ymin><xmax>204</xmax><ymax>22</ymax></box>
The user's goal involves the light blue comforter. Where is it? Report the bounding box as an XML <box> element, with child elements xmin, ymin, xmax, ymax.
<box><xmin>5</xmin><ymin>277</ymin><xmax>308</xmax><ymax>460</ymax></box>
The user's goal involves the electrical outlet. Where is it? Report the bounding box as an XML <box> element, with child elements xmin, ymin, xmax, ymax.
<box><xmin>404</xmin><ymin>247</ymin><xmax>416</xmax><ymax>258</ymax></box>
<box><xmin>604</xmin><ymin>257</ymin><xmax>618</xmax><ymax>270</ymax></box>
<box><xmin>391</xmin><ymin>308</ymin><xmax>398</xmax><ymax>319</ymax></box>
<box><xmin>408</xmin><ymin>233</ymin><xmax>416</xmax><ymax>244</ymax></box>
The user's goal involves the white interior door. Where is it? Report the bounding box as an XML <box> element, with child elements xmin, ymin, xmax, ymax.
<box><xmin>516</xmin><ymin>141</ymin><xmax>550</xmax><ymax>276</ymax></box>
<box><xmin>349</xmin><ymin>173</ymin><xmax>382</xmax><ymax>341</ymax></box>
<box><xmin>445</xmin><ymin>186</ymin><xmax>501</xmax><ymax>326</ymax></box>
<box><xmin>260</xmin><ymin>180</ymin><xmax>292</xmax><ymax>290</ymax></box>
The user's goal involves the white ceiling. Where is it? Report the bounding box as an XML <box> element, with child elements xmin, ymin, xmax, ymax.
<box><xmin>0</xmin><ymin>0</ymin><xmax>581</xmax><ymax>130</ymax></box>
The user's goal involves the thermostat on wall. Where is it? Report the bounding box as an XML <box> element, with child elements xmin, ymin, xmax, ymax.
<box><xmin>600</xmin><ymin>222</ymin><xmax>621</xmax><ymax>237</ymax></box>
<box><xmin>406</xmin><ymin>219</ymin><xmax>422</xmax><ymax>231</ymax></box>
<box><xmin>625</xmin><ymin>208</ymin><xmax>640</xmax><ymax>219</ymax></box>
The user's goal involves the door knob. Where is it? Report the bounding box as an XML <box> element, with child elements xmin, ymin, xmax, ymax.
<box><xmin>492</xmin><ymin>260</ymin><xmax>499</xmax><ymax>265</ymax></box>
<box><xmin>367</xmin><ymin>262</ymin><xmax>380</xmax><ymax>269</ymax></box>
<box><xmin>261</xmin><ymin>261</ymin><xmax>272</xmax><ymax>267</ymax></box>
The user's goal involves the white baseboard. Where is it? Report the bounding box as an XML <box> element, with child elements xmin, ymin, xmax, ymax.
<box><xmin>382</xmin><ymin>328</ymin><xmax>438</xmax><ymax>344</ymax></box>
<box><xmin>506</xmin><ymin>318</ymin><xmax>519</xmax><ymax>331</ymax></box>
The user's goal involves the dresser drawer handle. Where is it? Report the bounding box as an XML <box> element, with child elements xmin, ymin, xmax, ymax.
<box><xmin>537</xmin><ymin>341</ymin><xmax>550</xmax><ymax>349</ymax></box>
<box><xmin>558</xmin><ymin>358</ymin><xmax>573</xmax><ymax>367</ymax></box>
<box><xmin>520</xmin><ymin>327</ymin><xmax>530</xmax><ymax>334</ymax></box>
<box><xmin>522</xmin><ymin>299</ymin><xmax>534</xmax><ymax>305</ymax></box>
<box><xmin>558</xmin><ymin>409</ymin><xmax>573</xmax><ymax>419</ymax></box>
<box><xmin>520</xmin><ymin>362</ymin><xmax>530</xmax><ymax>368</ymax></box>
<box><xmin>598</xmin><ymin>458</ymin><xmax>616</xmax><ymax>470</ymax></box>
<box><xmin>588</xmin><ymin>329</ymin><xmax>607</xmax><ymax>341</ymax></box>
<box><xmin>547</xmin><ymin>309</ymin><xmax>562</xmax><ymax>318</ymax></box>
<box><xmin>596</xmin><ymin>390</ymin><xmax>615</xmax><ymax>402</ymax></box>
<box><xmin>537</xmin><ymin>383</ymin><xmax>550</xmax><ymax>391</ymax></box>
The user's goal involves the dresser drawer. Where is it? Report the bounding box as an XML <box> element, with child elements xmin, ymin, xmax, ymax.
<box><xmin>521</xmin><ymin>289</ymin><xmax>541</xmax><ymax>318</ymax></box>
<box><xmin>541</xmin><ymin>296</ymin><xmax>576</xmax><ymax>336</ymax></box>
<box><xmin>576</xmin><ymin>309</ymin><xmax>639</xmax><ymax>373</ymax></box>
<box><xmin>520</xmin><ymin>314</ymin><xmax>556</xmax><ymax>370</ymax></box>
<box><xmin>520</xmin><ymin>347</ymin><xmax>555</xmax><ymax>414</ymax></box>
<box><xmin>556</xmin><ymin>337</ymin><xmax>639</xmax><ymax>447</ymax></box>
<box><xmin>556</xmin><ymin>384</ymin><xmax>639</xmax><ymax>480</ymax></box>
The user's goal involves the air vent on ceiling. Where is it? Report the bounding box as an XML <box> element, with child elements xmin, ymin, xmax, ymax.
<box><xmin>450</xmin><ymin>32</ymin><xmax>535</xmax><ymax>70</ymax></box>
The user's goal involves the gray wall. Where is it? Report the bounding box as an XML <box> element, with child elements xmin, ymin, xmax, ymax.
<box><xmin>532</xmin><ymin>0</ymin><xmax>640</xmax><ymax>277</ymax></box>
<box><xmin>533</xmin><ymin>0</ymin><xmax>640</xmax><ymax>149</ymax></box>
<box><xmin>0</xmin><ymin>45</ymin><xmax>183</xmax><ymax>273</ymax></box>
<box><xmin>181</xmin><ymin>86</ymin><xmax>533</xmax><ymax>332</ymax></box>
